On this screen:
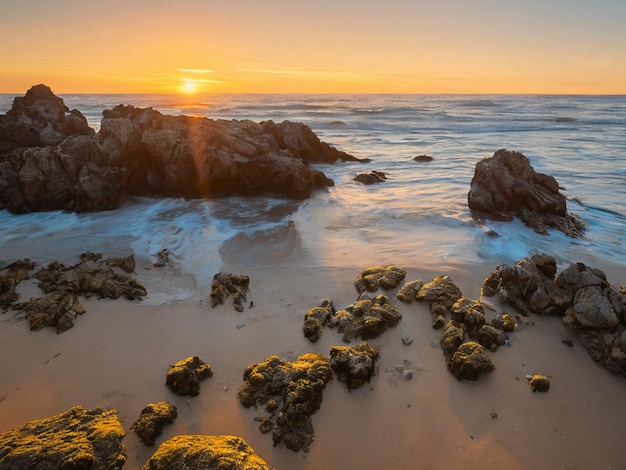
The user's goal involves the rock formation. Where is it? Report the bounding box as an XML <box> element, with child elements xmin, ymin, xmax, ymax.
<box><xmin>238</xmin><ymin>353</ymin><xmax>332</xmax><ymax>452</ymax></box>
<box><xmin>482</xmin><ymin>254</ymin><xmax>626</xmax><ymax>375</ymax></box>
<box><xmin>468</xmin><ymin>148</ymin><xmax>585</xmax><ymax>237</ymax></box>
<box><xmin>131</xmin><ymin>401</ymin><xmax>178</xmax><ymax>446</ymax></box>
<box><xmin>329</xmin><ymin>343</ymin><xmax>380</xmax><ymax>391</ymax></box>
<box><xmin>165</xmin><ymin>356</ymin><xmax>213</xmax><ymax>396</ymax></box>
<box><xmin>0</xmin><ymin>405</ymin><xmax>126</xmax><ymax>470</ymax></box>
<box><xmin>0</xmin><ymin>85</ymin><xmax>363</xmax><ymax>213</ymax></box>
<box><xmin>303</xmin><ymin>298</ymin><xmax>335</xmax><ymax>342</ymax></box>
<box><xmin>354</xmin><ymin>265</ymin><xmax>407</xmax><ymax>294</ymax></box>
<box><xmin>142</xmin><ymin>435</ymin><xmax>275</xmax><ymax>470</ymax></box>
<box><xmin>210</xmin><ymin>272</ymin><xmax>250</xmax><ymax>312</ymax></box>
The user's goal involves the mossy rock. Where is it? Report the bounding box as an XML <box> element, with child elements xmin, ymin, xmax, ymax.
<box><xmin>446</xmin><ymin>341</ymin><xmax>495</xmax><ymax>381</ymax></box>
<box><xmin>329</xmin><ymin>343</ymin><xmax>380</xmax><ymax>391</ymax></box>
<box><xmin>0</xmin><ymin>405</ymin><xmax>126</xmax><ymax>470</ymax></box>
<box><xmin>142</xmin><ymin>435</ymin><xmax>274</xmax><ymax>470</ymax></box>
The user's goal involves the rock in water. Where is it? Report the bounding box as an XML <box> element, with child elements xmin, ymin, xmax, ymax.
<box><xmin>468</xmin><ymin>148</ymin><xmax>585</xmax><ymax>237</ymax></box>
<box><xmin>166</xmin><ymin>356</ymin><xmax>213</xmax><ymax>396</ymax></box>
<box><xmin>142</xmin><ymin>435</ymin><xmax>275</xmax><ymax>470</ymax></box>
<box><xmin>238</xmin><ymin>353</ymin><xmax>332</xmax><ymax>452</ymax></box>
<box><xmin>0</xmin><ymin>405</ymin><xmax>126</xmax><ymax>470</ymax></box>
<box><xmin>131</xmin><ymin>401</ymin><xmax>178</xmax><ymax>446</ymax></box>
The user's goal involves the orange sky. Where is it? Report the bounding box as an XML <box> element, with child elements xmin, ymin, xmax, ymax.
<box><xmin>2</xmin><ymin>0</ymin><xmax>625</xmax><ymax>95</ymax></box>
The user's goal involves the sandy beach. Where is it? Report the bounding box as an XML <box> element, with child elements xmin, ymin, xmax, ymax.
<box><xmin>1</xmin><ymin>223</ymin><xmax>626</xmax><ymax>470</ymax></box>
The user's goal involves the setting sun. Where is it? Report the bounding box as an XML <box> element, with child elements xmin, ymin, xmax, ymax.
<box><xmin>181</xmin><ymin>79</ymin><xmax>197</xmax><ymax>94</ymax></box>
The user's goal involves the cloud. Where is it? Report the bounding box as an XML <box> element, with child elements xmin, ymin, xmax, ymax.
<box><xmin>177</xmin><ymin>68</ymin><xmax>215</xmax><ymax>74</ymax></box>
<box><xmin>234</xmin><ymin>67</ymin><xmax>379</xmax><ymax>82</ymax></box>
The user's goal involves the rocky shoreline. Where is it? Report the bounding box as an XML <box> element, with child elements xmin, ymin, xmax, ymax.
<box><xmin>1</xmin><ymin>86</ymin><xmax>625</xmax><ymax>468</ymax></box>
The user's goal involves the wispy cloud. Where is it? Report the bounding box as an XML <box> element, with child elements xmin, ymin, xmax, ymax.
<box><xmin>177</xmin><ymin>68</ymin><xmax>215</xmax><ymax>74</ymax></box>
<box><xmin>234</xmin><ymin>67</ymin><xmax>379</xmax><ymax>82</ymax></box>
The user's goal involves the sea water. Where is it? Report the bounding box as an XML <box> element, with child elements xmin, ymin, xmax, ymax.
<box><xmin>1</xmin><ymin>94</ymin><xmax>624</xmax><ymax>299</ymax></box>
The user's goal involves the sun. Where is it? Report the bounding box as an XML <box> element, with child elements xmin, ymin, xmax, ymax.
<box><xmin>181</xmin><ymin>79</ymin><xmax>197</xmax><ymax>94</ymax></box>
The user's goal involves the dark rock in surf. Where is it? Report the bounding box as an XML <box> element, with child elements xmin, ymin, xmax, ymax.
<box><xmin>238</xmin><ymin>353</ymin><xmax>332</xmax><ymax>452</ymax></box>
<box><xmin>413</xmin><ymin>154</ymin><xmax>433</xmax><ymax>162</ymax></box>
<box><xmin>354</xmin><ymin>170</ymin><xmax>387</xmax><ymax>184</ymax></box>
<box><xmin>467</xmin><ymin>148</ymin><xmax>585</xmax><ymax>237</ymax></box>
<box><xmin>0</xmin><ymin>85</ymin><xmax>364</xmax><ymax>213</ymax></box>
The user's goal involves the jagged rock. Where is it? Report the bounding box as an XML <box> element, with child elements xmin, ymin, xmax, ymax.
<box><xmin>416</xmin><ymin>275</ymin><xmax>463</xmax><ymax>310</ymax></box>
<box><xmin>0</xmin><ymin>405</ymin><xmax>126</xmax><ymax>470</ymax></box>
<box><xmin>440</xmin><ymin>320</ymin><xmax>466</xmax><ymax>358</ymax></box>
<box><xmin>210</xmin><ymin>272</ymin><xmax>250</xmax><ymax>312</ymax></box>
<box><xmin>432</xmin><ymin>314</ymin><xmax>446</xmax><ymax>329</ymax></box>
<box><xmin>303</xmin><ymin>298</ymin><xmax>335</xmax><ymax>342</ymax></box>
<box><xmin>447</xmin><ymin>342</ymin><xmax>495</xmax><ymax>381</ymax></box>
<box><xmin>329</xmin><ymin>343</ymin><xmax>380</xmax><ymax>391</ymax></box>
<box><xmin>396</xmin><ymin>279</ymin><xmax>424</xmax><ymax>303</ymax></box>
<box><xmin>477</xmin><ymin>325</ymin><xmax>506</xmax><ymax>351</ymax></box>
<box><xmin>131</xmin><ymin>401</ymin><xmax>178</xmax><ymax>446</ymax></box>
<box><xmin>450</xmin><ymin>297</ymin><xmax>476</xmax><ymax>323</ymax></box>
<box><xmin>327</xmin><ymin>294</ymin><xmax>402</xmax><ymax>343</ymax></box>
<box><xmin>166</xmin><ymin>356</ymin><xmax>213</xmax><ymax>396</ymax></box>
<box><xmin>468</xmin><ymin>148</ymin><xmax>585</xmax><ymax>237</ymax></box>
<box><xmin>238</xmin><ymin>353</ymin><xmax>332</xmax><ymax>452</ymax></box>
<box><xmin>354</xmin><ymin>170</ymin><xmax>387</xmax><ymax>184</ymax></box>
<box><xmin>0</xmin><ymin>259</ymin><xmax>35</xmax><ymax>309</ymax></box>
<box><xmin>528</xmin><ymin>374</ymin><xmax>550</xmax><ymax>392</ymax></box>
<box><xmin>354</xmin><ymin>265</ymin><xmax>407</xmax><ymax>294</ymax></box>
<box><xmin>142</xmin><ymin>435</ymin><xmax>274</xmax><ymax>470</ymax></box>
<box><xmin>482</xmin><ymin>256</ymin><xmax>626</xmax><ymax>375</ymax></box>
<box><xmin>1</xmin><ymin>85</ymin><xmax>364</xmax><ymax>213</ymax></box>
<box><xmin>17</xmin><ymin>290</ymin><xmax>86</xmax><ymax>333</ymax></box>
<box><xmin>491</xmin><ymin>313</ymin><xmax>517</xmax><ymax>332</ymax></box>
<box><xmin>463</xmin><ymin>303</ymin><xmax>486</xmax><ymax>338</ymax></box>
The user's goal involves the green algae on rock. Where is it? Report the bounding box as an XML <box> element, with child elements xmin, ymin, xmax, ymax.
<box><xmin>303</xmin><ymin>298</ymin><xmax>335</xmax><ymax>342</ymax></box>
<box><xmin>166</xmin><ymin>356</ymin><xmax>213</xmax><ymax>397</ymax></box>
<box><xmin>238</xmin><ymin>353</ymin><xmax>332</xmax><ymax>452</ymax></box>
<box><xmin>0</xmin><ymin>405</ymin><xmax>126</xmax><ymax>470</ymax></box>
<box><xmin>210</xmin><ymin>272</ymin><xmax>250</xmax><ymax>312</ymax></box>
<box><xmin>142</xmin><ymin>435</ymin><xmax>275</xmax><ymax>470</ymax></box>
<box><xmin>131</xmin><ymin>401</ymin><xmax>178</xmax><ymax>446</ymax></box>
<box><xmin>447</xmin><ymin>341</ymin><xmax>495</xmax><ymax>381</ymax></box>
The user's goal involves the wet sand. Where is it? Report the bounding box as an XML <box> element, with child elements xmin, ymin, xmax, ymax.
<box><xmin>1</xmin><ymin>230</ymin><xmax>626</xmax><ymax>470</ymax></box>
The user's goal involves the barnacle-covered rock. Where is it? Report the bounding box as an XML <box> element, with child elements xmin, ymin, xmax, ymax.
<box><xmin>16</xmin><ymin>291</ymin><xmax>85</xmax><ymax>333</ymax></box>
<box><xmin>303</xmin><ymin>298</ymin><xmax>334</xmax><ymax>342</ymax></box>
<box><xmin>416</xmin><ymin>275</ymin><xmax>463</xmax><ymax>311</ymax></box>
<box><xmin>238</xmin><ymin>353</ymin><xmax>332</xmax><ymax>452</ymax></box>
<box><xmin>0</xmin><ymin>259</ymin><xmax>35</xmax><ymax>309</ymax></box>
<box><xmin>142</xmin><ymin>435</ymin><xmax>275</xmax><ymax>470</ymax></box>
<box><xmin>210</xmin><ymin>272</ymin><xmax>250</xmax><ymax>312</ymax></box>
<box><xmin>528</xmin><ymin>374</ymin><xmax>550</xmax><ymax>392</ymax></box>
<box><xmin>166</xmin><ymin>356</ymin><xmax>213</xmax><ymax>397</ymax></box>
<box><xmin>329</xmin><ymin>343</ymin><xmax>380</xmax><ymax>391</ymax></box>
<box><xmin>446</xmin><ymin>342</ymin><xmax>495</xmax><ymax>381</ymax></box>
<box><xmin>477</xmin><ymin>325</ymin><xmax>506</xmax><ymax>352</ymax></box>
<box><xmin>354</xmin><ymin>265</ymin><xmax>407</xmax><ymax>294</ymax></box>
<box><xmin>0</xmin><ymin>405</ymin><xmax>126</xmax><ymax>470</ymax></box>
<box><xmin>396</xmin><ymin>279</ymin><xmax>423</xmax><ymax>303</ymax></box>
<box><xmin>327</xmin><ymin>294</ymin><xmax>402</xmax><ymax>343</ymax></box>
<box><xmin>440</xmin><ymin>320</ymin><xmax>465</xmax><ymax>358</ymax></box>
<box><xmin>131</xmin><ymin>401</ymin><xmax>178</xmax><ymax>446</ymax></box>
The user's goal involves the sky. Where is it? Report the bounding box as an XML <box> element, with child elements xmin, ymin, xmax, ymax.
<box><xmin>1</xmin><ymin>0</ymin><xmax>625</xmax><ymax>95</ymax></box>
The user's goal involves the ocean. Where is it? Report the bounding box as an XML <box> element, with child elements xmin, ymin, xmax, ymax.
<box><xmin>1</xmin><ymin>93</ymin><xmax>625</xmax><ymax>299</ymax></box>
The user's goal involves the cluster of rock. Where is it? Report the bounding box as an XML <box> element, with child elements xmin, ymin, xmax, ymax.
<box><xmin>353</xmin><ymin>170</ymin><xmax>387</xmax><ymax>184</ymax></box>
<box><xmin>0</xmin><ymin>84</ymin><xmax>364</xmax><ymax>213</ymax></box>
<box><xmin>468</xmin><ymin>148</ymin><xmax>586</xmax><ymax>237</ymax></box>
<box><xmin>238</xmin><ymin>343</ymin><xmax>380</xmax><ymax>452</ymax></box>
<box><xmin>1</xmin><ymin>252</ymin><xmax>146</xmax><ymax>333</ymax></box>
<box><xmin>304</xmin><ymin>265</ymin><xmax>406</xmax><ymax>343</ymax></box>
<box><xmin>210</xmin><ymin>272</ymin><xmax>250</xmax><ymax>312</ymax></box>
<box><xmin>165</xmin><ymin>356</ymin><xmax>214</xmax><ymax>397</ymax></box>
<box><xmin>482</xmin><ymin>253</ymin><xmax>626</xmax><ymax>375</ymax></box>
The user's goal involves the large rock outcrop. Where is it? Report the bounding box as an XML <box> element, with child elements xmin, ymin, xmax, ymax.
<box><xmin>0</xmin><ymin>85</ymin><xmax>362</xmax><ymax>213</ymax></box>
<box><xmin>0</xmin><ymin>405</ymin><xmax>126</xmax><ymax>470</ymax></box>
<box><xmin>482</xmin><ymin>254</ymin><xmax>626</xmax><ymax>375</ymax></box>
<box><xmin>468</xmin><ymin>149</ymin><xmax>585</xmax><ymax>237</ymax></box>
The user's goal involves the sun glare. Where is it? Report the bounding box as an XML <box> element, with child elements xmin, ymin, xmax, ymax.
<box><xmin>181</xmin><ymin>79</ymin><xmax>197</xmax><ymax>94</ymax></box>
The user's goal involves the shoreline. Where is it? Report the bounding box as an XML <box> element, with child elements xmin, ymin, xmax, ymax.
<box><xmin>1</xmin><ymin>242</ymin><xmax>626</xmax><ymax>469</ymax></box>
